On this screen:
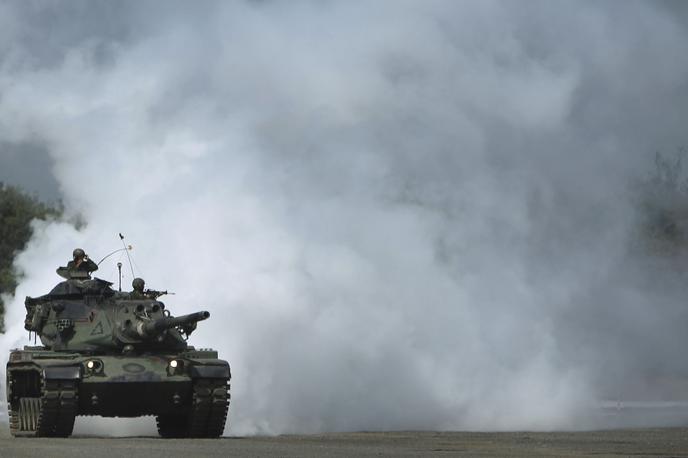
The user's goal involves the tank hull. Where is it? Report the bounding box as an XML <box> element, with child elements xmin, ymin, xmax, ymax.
<box><xmin>78</xmin><ymin>381</ymin><xmax>194</xmax><ymax>417</ymax></box>
<box><xmin>6</xmin><ymin>347</ymin><xmax>230</xmax><ymax>437</ymax></box>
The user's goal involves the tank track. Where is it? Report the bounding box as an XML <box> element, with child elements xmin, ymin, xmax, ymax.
<box><xmin>9</xmin><ymin>377</ymin><xmax>78</xmax><ymax>437</ymax></box>
<box><xmin>156</xmin><ymin>378</ymin><xmax>229</xmax><ymax>438</ymax></box>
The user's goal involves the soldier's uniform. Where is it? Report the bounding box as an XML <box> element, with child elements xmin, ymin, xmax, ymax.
<box><xmin>66</xmin><ymin>258</ymin><xmax>98</xmax><ymax>274</ymax></box>
<box><xmin>57</xmin><ymin>248</ymin><xmax>98</xmax><ymax>280</ymax></box>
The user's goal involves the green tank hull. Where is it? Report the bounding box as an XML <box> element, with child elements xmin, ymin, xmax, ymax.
<box><xmin>6</xmin><ymin>347</ymin><xmax>230</xmax><ymax>437</ymax></box>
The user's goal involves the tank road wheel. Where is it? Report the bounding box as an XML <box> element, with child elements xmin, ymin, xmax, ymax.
<box><xmin>156</xmin><ymin>414</ymin><xmax>188</xmax><ymax>438</ymax></box>
<box><xmin>13</xmin><ymin>398</ymin><xmax>41</xmax><ymax>434</ymax></box>
<box><xmin>7</xmin><ymin>376</ymin><xmax>78</xmax><ymax>438</ymax></box>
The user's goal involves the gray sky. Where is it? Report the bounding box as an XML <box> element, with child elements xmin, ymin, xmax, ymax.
<box><xmin>0</xmin><ymin>141</ymin><xmax>60</xmax><ymax>201</ymax></box>
<box><xmin>1</xmin><ymin>0</ymin><xmax>688</xmax><ymax>435</ymax></box>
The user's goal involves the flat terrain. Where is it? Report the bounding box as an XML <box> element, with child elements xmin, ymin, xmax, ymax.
<box><xmin>2</xmin><ymin>428</ymin><xmax>688</xmax><ymax>457</ymax></box>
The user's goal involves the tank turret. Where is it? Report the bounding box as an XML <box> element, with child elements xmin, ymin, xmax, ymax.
<box><xmin>22</xmin><ymin>279</ymin><xmax>211</xmax><ymax>353</ymax></box>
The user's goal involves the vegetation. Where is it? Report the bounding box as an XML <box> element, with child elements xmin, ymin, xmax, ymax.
<box><xmin>0</xmin><ymin>183</ymin><xmax>62</xmax><ymax>331</ymax></box>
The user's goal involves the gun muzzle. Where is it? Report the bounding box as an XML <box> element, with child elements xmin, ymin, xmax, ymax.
<box><xmin>138</xmin><ymin>311</ymin><xmax>210</xmax><ymax>337</ymax></box>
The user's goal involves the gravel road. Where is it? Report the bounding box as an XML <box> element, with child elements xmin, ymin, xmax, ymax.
<box><xmin>1</xmin><ymin>427</ymin><xmax>688</xmax><ymax>457</ymax></box>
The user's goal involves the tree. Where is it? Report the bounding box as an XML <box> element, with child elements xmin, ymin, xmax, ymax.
<box><xmin>0</xmin><ymin>183</ymin><xmax>62</xmax><ymax>331</ymax></box>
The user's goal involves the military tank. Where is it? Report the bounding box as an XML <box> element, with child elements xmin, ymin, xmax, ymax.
<box><xmin>6</xmin><ymin>270</ymin><xmax>230</xmax><ymax>438</ymax></box>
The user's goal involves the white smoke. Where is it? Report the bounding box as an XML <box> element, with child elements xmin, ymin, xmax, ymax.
<box><xmin>2</xmin><ymin>0</ymin><xmax>688</xmax><ymax>435</ymax></box>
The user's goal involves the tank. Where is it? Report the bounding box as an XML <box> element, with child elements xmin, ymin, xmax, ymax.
<box><xmin>5</xmin><ymin>274</ymin><xmax>230</xmax><ymax>438</ymax></box>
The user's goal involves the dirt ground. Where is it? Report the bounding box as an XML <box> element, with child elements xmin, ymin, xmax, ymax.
<box><xmin>1</xmin><ymin>428</ymin><xmax>688</xmax><ymax>457</ymax></box>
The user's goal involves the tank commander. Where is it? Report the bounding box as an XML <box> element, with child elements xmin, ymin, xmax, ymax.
<box><xmin>56</xmin><ymin>248</ymin><xmax>98</xmax><ymax>280</ymax></box>
<box><xmin>67</xmin><ymin>248</ymin><xmax>98</xmax><ymax>275</ymax></box>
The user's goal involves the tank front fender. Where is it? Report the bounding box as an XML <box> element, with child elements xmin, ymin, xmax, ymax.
<box><xmin>43</xmin><ymin>365</ymin><xmax>81</xmax><ymax>380</ymax></box>
<box><xmin>189</xmin><ymin>364</ymin><xmax>230</xmax><ymax>379</ymax></box>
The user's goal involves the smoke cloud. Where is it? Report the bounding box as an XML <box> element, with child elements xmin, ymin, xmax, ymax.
<box><xmin>2</xmin><ymin>0</ymin><xmax>688</xmax><ymax>435</ymax></box>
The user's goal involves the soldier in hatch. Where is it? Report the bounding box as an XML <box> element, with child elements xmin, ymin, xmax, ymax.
<box><xmin>56</xmin><ymin>248</ymin><xmax>99</xmax><ymax>279</ymax></box>
<box><xmin>130</xmin><ymin>277</ymin><xmax>147</xmax><ymax>299</ymax></box>
<box><xmin>130</xmin><ymin>278</ymin><xmax>169</xmax><ymax>300</ymax></box>
<box><xmin>67</xmin><ymin>248</ymin><xmax>98</xmax><ymax>275</ymax></box>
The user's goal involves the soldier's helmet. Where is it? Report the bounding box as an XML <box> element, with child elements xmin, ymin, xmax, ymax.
<box><xmin>132</xmin><ymin>277</ymin><xmax>145</xmax><ymax>292</ymax></box>
<box><xmin>73</xmin><ymin>248</ymin><xmax>85</xmax><ymax>259</ymax></box>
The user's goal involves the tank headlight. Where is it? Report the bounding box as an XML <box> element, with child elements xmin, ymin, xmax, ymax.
<box><xmin>167</xmin><ymin>359</ymin><xmax>184</xmax><ymax>376</ymax></box>
<box><xmin>85</xmin><ymin>359</ymin><xmax>103</xmax><ymax>374</ymax></box>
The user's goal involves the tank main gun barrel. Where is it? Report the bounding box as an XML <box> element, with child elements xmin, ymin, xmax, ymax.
<box><xmin>138</xmin><ymin>311</ymin><xmax>210</xmax><ymax>337</ymax></box>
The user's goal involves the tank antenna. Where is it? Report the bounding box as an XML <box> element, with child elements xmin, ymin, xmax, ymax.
<box><xmin>96</xmin><ymin>247</ymin><xmax>132</xmax><ymax>266</ymax></box>
<box><xmin>117</xmin><ymin>262</ymin><xmax>122</xmax><ymax>292</ymax></box>
<box><xmin>119</xmin><ymin>233</ymin><xmax>136</xmax><ymax>278</ymax></box>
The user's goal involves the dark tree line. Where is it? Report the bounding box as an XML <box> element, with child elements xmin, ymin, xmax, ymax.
<box><xmin>0</xmin><ymin>183</ymin><xmax>61</xmax><ymax>331</ymax></box>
